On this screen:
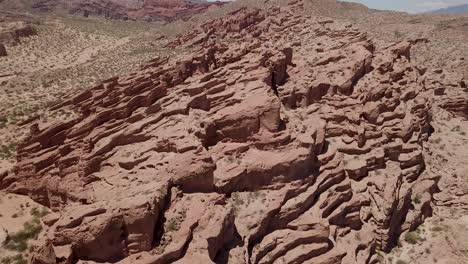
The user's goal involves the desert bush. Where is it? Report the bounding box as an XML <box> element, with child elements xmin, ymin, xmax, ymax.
<box><xmin>394</xmin><ymin>30</ymin><xmax>404</xmax><ymax>38</ymax></box>
<box><xmin>451</xmin><ymin>125</ymin><xmax>461</xmax><ymax>132</ymax></box>
<box><xmin>166</xmin><ymin>218</ymin><xmax>180</xmax><ymax>232</ymax></box>
<box><xmin>413</xmin><ymin>194</ymin><xmax>422</xmax><ymax>204</ymax></box>
<box><xmin>3</xmin><ymin>220</ymin><xmax>42</xmax><ymax>252</ymax></box>
<box><xmin>30</xmin><ymin>207</ymin><xmax>48</xmax><ymax>218</ymax></box>
<box><xmin>0</xmin><ymin>254</ymin><xmax>27</xmax><ymax>264</ymax></box>
<box><xmin>431</xmin><ymin>225</ymin><xmax>444</xmax><ymax>232</ymax></box>
<box><xmin>404</xmin><ymin>231</ymin><xmax>420</xmax><ymax>244</ymax></box>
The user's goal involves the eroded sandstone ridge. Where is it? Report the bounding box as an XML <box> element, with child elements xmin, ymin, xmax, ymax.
<box><xmin>1</xmin><ymin>1</ymin><xmax>467</xmax><ymax>263</ymax></box>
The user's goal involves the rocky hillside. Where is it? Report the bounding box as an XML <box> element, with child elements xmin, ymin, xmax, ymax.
<box><xmin>0</xmin><ymin>0</ymin><xmax>226</xmax><ymax>21</ymax></box>
<box><xmin>1</xmin><ymin>0</ymin><xmax>468</xmax><ymax>264</ymax></box>
<box><xmin>1</xmin><ymin>0</ymin><xmax>467</xmax><ymax>263</ymax></box>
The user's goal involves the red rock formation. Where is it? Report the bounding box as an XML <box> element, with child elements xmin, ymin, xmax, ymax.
<box><xmin>30</xmin><ymin>0</ymin><xmax>226</xmax><ymax>21</ymax></box>
<box><xmin>128</xmin><ymin>0</ymin><xmax>226</xmax><ymax>22</ymax></box>
<box><xmin>68</xmin><ymin>0</ymin><xmax>130</xmax><ymax>20</ymax></box>
<box><xmin>0</xmin><ymin>22</ymin><xmax>38</xmax><ymax>46</ymax></box>
<box><xmin>1</xmin><ymin>1</ymin><xmax>467</xmax><ymax>263</ymax></box>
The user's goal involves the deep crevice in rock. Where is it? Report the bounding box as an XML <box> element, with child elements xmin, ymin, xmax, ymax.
<box><xmin>214</xmin><ymin>225</ymin><xmax>244</xmax><ymax>264</ymax></box>
<box><xmin>271</xmin><ymin>71</ymin><xmax>279</xmax><ymax>96</ymax></box>
<box><xmin>152</xmin><ymin>187</ymin><xmax>173</xmax><ymax>248</ymax></box>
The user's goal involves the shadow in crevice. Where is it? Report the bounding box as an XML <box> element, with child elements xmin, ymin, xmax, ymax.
<box><xmin>152</xmin><ymin>187</ymin><xmax>172</xmax><ymax>248</ymax></box>
<box><xmin>271</xmin><ymin>71</ymin><xmax>279</xmax><ymax>96</ymax></box>
<box><xmin>278</xmin><ymin>118</ymin><xmax>287</xmax><ymax>131</ymax></box>
<box><xmin>214</xmin><ymin>225</ymin><xmax>244</xmax><ymax>264</ymax></box>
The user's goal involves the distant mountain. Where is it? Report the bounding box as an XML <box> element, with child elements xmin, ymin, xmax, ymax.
<box><xmin>0</xmin><ymin>0</ymin><xmax>226</xmax><ymax>21</ymax></box>
<box><xmin>426</xmin><ymin>4</ymin><xmax>468</xmax><ymax>15</ymax></box>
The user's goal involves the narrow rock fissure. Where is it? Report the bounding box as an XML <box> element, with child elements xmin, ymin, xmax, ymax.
<box><xmin>271</xmin><ymin>71</ymin><xmax>279</xmax><ymax>96</ymax></box>
<box><xmin>349</xmin><ymin>59</ymin><xmax>374</xmax><ymax>96</ymax></box>
<box><xmin>152</xmin><ymin>187</ymin><xmax>173</xmax><ymax>248</ymax></box>
<box><xmin>278</xmin><ymin>118</ymin><xmax>287</xmax><ymax>131</ymax></box>
<box><xmin>120</xmin><ymin>223</ymin><xmax>130</xmax><ymax>262</ymax></box>
<box><xmin>68</xmin><ymin>253</ymin><xmax>79</xmax><ymax>264</ymax></box>
<box><xmin>214</xmin><ymin>224</ymin><xmax>244</xmax><ymax>264</ymax></box>
<box><xmin>177</xmin><ymin>222</ymin><xmax>199</xmax><ymax>261</ymax></box>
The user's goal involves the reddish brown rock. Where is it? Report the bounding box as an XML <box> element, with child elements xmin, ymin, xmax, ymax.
<box><xmin>1</xmin><ymin>1</ymin><xmax>466</xmax><ymax>264</ymax></box>
<box><xmin>28</xmin><ymin>0</ymin><xmax>227</xmax><ymax>21</ymax></box>
<box><xmin>0</xmin><ymin>21</ymin><xmax>38</xmax><ymax>46</ymax></box>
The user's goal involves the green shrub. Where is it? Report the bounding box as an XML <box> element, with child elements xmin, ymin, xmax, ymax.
<box><xmin>404</xmin><ymin>231</ymin><xmax>420</xmax><ymax>244</ymax></box>
<box><xmin>394</xmin><ymin>30</ymin><xmax>404</xmax><ymax>38</ymax></box>
<box><xmin>413</xmin><ymin>194</ymin><xmax>422</xmax><ymax>204</ymax></box>
<box><xmin>1</xmin><ymin>254</ymin><xmax>27</xmax><ymax>264</ymax></box>
<box><xmin>3</xmin><ymin>221</ymin><xmax>42</xmax><ymax>252</ymax></box>
<box><xmin>30</xmin><ymin>207</ymin><xmax>48</xmax><ymax>218</ymax></box>
<box><xmin>166</xmin><ymin>218</ymin><xmax>180</xmax><ymax>232</ymax></box>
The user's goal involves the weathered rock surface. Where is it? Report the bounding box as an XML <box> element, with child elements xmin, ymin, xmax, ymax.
<box><xmin>1</xmin><ymin>0</ymin><xmax>467</xmax><ymax>263</ymax></box>
<box><xmin>2</xmin><ymin>0</ymin><xmax>226</xmax><ymax>21</ymax></box>
<box><xmin>0</xmin><ymin>20</ymin><xmax>38</xmax><ymax>46</ymax></box>
<box><xmin>126</xmin><ymin>0</ymin><xmax>226</xmax><ymax>22</ymax></box>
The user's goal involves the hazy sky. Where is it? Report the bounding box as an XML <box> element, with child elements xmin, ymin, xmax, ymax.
<box><xmin>342</xmin><ymin>0</ymin><xmax>468</xmax><ymax>13</ymax></box>
<box><xmin>209</xmin><ymin>0</ymin><xmax>468</xmax><ymax>13</ymax></box>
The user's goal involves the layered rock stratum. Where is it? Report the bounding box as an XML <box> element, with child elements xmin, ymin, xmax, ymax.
<box><xmin>0</xmin><ymin>0</ymin><xmax>226</xmax><ymax>21</ymax></box>
<box><xmin>0</xmin><ymin>0</ymin><xmax>467</xmax><ymax>263</ymax></box>
<box><xmin>67</xmin><ymin>0</ymin><xmax>227</xmax><ymax>21</ymax></box>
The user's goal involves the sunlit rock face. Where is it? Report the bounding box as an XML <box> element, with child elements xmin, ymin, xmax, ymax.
<box><xmin>1</xmin><ymin>1</ymin><xmax>467</xmax><ymax>264</ymax></box>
